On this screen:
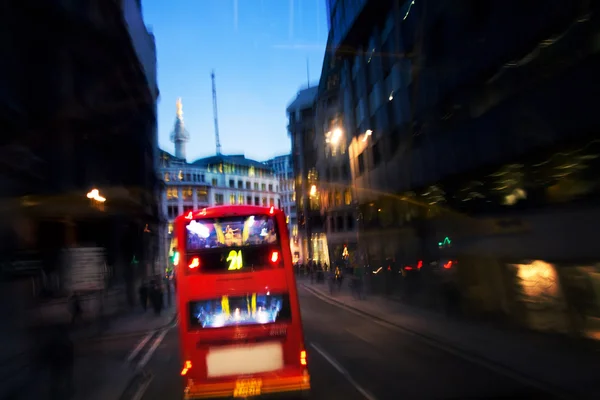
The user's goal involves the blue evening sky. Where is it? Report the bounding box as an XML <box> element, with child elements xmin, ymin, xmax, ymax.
<box><xmin>142</xmin><ymin>0</ymin><xmax>328</xmax><ymax>162</ymax></box>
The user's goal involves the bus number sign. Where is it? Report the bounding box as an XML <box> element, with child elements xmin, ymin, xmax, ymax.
<box><xmin>227</xmin><ymin>250</ymin><xmax>243</xmax><ymax>270</ymax></box>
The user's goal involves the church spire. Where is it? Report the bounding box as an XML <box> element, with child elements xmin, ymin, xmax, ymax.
<box><xmin>170</xmin><ymin>97</ymin><xmax>190</xmax><ymax>160</ymax></box>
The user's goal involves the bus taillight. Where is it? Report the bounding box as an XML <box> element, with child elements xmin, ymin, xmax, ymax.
<box><xmin>189</xmin><ymin>257</ymin><xmax>200</xmax><ymax>269</ymax></box>
<box><xmin>270</xmin><ymin>251</ymin><xmax>280</xmax><ymax>264</ymax></box>
<box><xmin>300</xmin><ymin>350</ymin><xmax>307</xmax><ymax>366</ymax></box>
<box><xmin>181</xmin><ymin>360</ymin><xmax>192</xmax><ymax>375</ymax></box>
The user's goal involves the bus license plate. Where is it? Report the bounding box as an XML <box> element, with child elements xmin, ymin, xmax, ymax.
<box><xmin>233</xmin><ymin>378</ymin><xmax>262</xmax><ymax>397</ymax></box>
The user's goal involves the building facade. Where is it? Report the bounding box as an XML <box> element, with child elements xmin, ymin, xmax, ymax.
<box><xmin>325</xmin><ymin>0</ymin><xmax>600</xmax><ymax>335</ymax></box>
<box><xmin>0</xmin><ymin>0</ymin><xmax>159</xmax><ymax>290</ymax></box>
<box><xmin>287</xmin><ymin>86</ymin><xmax>329</xmax><ymax>265</ymax></box>
<box><xmin>158</xmin><ymin>101</ymin><xmax>282</xmax><ymax>271</ymax></box>
<box><xmin>264</xmin><ymin>154</ymin><xmax>301</xmax><ymax>261</ymax></box>
<box><xmin>313</xmin><ymin>32</ymin><xmax>358</xmax><ymax>268</ymax></box>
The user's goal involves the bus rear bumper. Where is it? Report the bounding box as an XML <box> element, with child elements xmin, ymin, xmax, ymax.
<box><xmin>184</xmin><ymin>373</ymin><xmax>311</xmax><ymax>399</ymax></box>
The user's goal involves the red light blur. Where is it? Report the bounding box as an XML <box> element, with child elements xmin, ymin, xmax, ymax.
<box><xmin>404</xmin><ymin>266</ymin><xmax>413</xmax><ymax>270</ymax></box>
<box><xmin>417</xmin><ymin>260</ymin><xmax>423</xmax><ymax>269</ymax></box>
<box><xmin>443</xmin><ymin>261</ymin><xmax>453</xmax><ymax>269</ymax></box>
<box><xmin>270</xmin><ymin>251</ymin><xmax>279</xmax><ymax>263</ymax></box>
<box><xmin>189</xmin><ymin>257</ymin><xmax>200</xmax><ymax>269</ymax></box>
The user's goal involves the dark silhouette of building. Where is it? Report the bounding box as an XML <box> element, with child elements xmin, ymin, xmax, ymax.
<box><xmin>0</xmin><ymin>1</ymin><xmax>159</xmax><ymax>303</ymax></box>
<box><xmin>324</xmin><ymin>0</ymin><xmax>600</xmax><ymax>331</ymax></box>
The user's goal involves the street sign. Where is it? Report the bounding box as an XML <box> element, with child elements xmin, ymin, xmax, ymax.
<box><xmin>62</xmin><ymin>247</ymin><xmax>106</xmax><ymax>292</ymax></box>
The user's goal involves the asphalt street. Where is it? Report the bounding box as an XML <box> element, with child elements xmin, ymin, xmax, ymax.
<box><xmin>134</xmin><ymin>285</ymin><xmax>553</xmax><ymax>400</ymax></box>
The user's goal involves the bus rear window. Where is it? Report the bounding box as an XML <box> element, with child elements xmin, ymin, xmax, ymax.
<box><xmin>188</xmin><ymin>292</ymin><xmax>291</xmax><ymax>329</ymax></box>
<box><xmin>186</xmin><ymin>215</ymin><xmax>278</xmax><ymax>251</ymax></box>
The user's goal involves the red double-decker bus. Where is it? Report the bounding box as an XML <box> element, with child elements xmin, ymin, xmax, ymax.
<box><xmin>173</xmin><ymin>205</ymin><xmax>311</xmax><ymax>399</ymax></box>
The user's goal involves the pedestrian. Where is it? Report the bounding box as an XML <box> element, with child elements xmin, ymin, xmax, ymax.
<box><xmin>68</xmin><ymin>292</ymin><xmax>82</xmax><ymax>326</ymax></box>
<box><xmin>139</xmin><ymin>280</ymin><xmax>148</xmax><ymax>312</ymax></box>
<box><xmin>42</xmin><ymin>325</ymin><xmax>75</xmax><ymax>400</ymax></box>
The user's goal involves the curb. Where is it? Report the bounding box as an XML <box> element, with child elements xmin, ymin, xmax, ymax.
<box><xmin>301</xmin><ymin>283</ymin><xmax>577</xmax><ymax>400</ymax></box>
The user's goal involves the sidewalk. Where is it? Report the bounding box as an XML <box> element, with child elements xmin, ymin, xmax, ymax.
<box><xmin>73</xmin><ymin>297</ymin><xmax>177</xmax><ymax>341</ymax></box>
<box><xmin>303</xmin><ymin>282</ymin><xmax>600</xmax><ymax>399</ymax></box>
<box><xmin>7</xmin><ymin>296</ymin><xmax>177</xmax><ymax>400</ymax></box>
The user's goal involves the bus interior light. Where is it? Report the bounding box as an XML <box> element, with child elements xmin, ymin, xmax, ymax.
<box><xmin>189</xmin><ymin>257</ymin><xmax>200</xmax><ymax>269</ymax></box>
<box><xmin>300</xmin><ymin>350</ymin><xmax>307</xmax><ymax>366</ymax></box>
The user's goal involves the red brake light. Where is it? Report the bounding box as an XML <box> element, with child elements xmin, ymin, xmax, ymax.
<box><xmin>270</xmin><ymin>251</ymin><xmax>279</xmax><ymax>263</ymax></box>
<box><xmin>417</xmin><ymin>260</ymin><xmax>423</xmax><ymax>269</ymax></box>
<box><xmin>189</xmin><ymin>257</ymin><xmax>200</xmax><ymax>269</ymax></box>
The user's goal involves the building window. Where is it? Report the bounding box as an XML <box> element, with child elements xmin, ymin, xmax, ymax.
<box><xmin>229</xmin><ymin>179</ymin><xmax>235</xmax><ymax>188</ymax></box>
<box><xmin>167</xmin><ymin>187</ymin><xmax>178</xmax><ymax>200</ymax></box>
<box><xmin>182</xmin><ymin>187</ymin><xmax>193</xmax><ymax>201</ymax></box>
<box><xmin>254</xmin><ymin>196</ymin><xmax>260</xmax><ymax>206</ymax></box>
<box><xmin>346</xmin><ymin>215</ymin><xmax>354</xmax><ymax>231</ymax></box>
<box><xmin>254</xmin><ymin>182</ymin><xmax>259</xmax><ymax>190</ymax></box>
<box><xmin>200</xmin><ymin>174</ymin><xmax>205</xmax><ymax>182</ymax></box>
<box><xmin>358</xmin><ymin>153</ymin><xmax>365</xmax><ymax>174</ymax></box>
<box><xmin>269</xmin><ymin>198</ymin><xmax>275</xmax><ymax>207</ymax></box>
<box><xmin>261</xmin><ymin>183</ymin><xmax>266</xmax><ymax>191</ymax></box>
<box><xmin>246</xmin><ymin>181</ymin><xmax>251</xmax><ymax>189</ymax></box>
<box><xmin>214</xmin><ymin>193</ymin><xmax>224</xmax><ymax>205</ymax></box>
<box><xmin>238</xmin><ymin>180</ymin><xmax>243</xmax><ymax>189</ymax></box>
<box><xmin>212</xmin><ymin>178</ymin><xmax>218</xmax><ymax>186</ymax></box>
<box><xmin>178</xmin><ymin>170</ymin><xmax>184</xmax><ymax>180</ymax></box>
<box><xmin>268</xmin><ymin>184</ymin><xmax>273</xmax><ymax>192</ymax></box>
<box><xmin>344</xmin><ymin>189</ymin><xmax>352</xmax><ymax>205</ymax></box>
<box><xmin>262</xmin><ymin>197</ymin><xmax>268</xmax><ymax>207</ymax></box>
<box><xmin>164</xmin><ymin>172</ymin><xmax>170</xmax><ymax>182</ymax></box>
<box><xmin>197</xmin><ymin>188</ymin><xmax>208</xmax><ymax>203</ymax></box>
<box><xmin>246</xmin><ymin>196</ymin><xmax>252</xmax><ymax>205</ymax></box>
<box><xmin>238</xmin><ymin>194</ymin><xmax>244</xmax><ymax>204</ymax></box>
<box><xmin>229</xmin><ymin>194</ymin><xmax>236</xmax><ymax>205</ymax></box>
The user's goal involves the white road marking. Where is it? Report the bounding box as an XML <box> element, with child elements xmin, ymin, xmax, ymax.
<box><xmin>131</xmin><ymin>372</ymin><xmax>154</xmax><ymax>400</ymax></box>
<box><xmin>302</xmin><ymin>285</ymin><xmax>572</xmax><ymax>400</ymax></box>
<box><xmin>310</xmin><ymin>342</ymin><xmax>378</xmax><ymax>400</ymax></box>
<box><xmin>137</xmin><ymin>328</ymin><xmax>169</xmax><ymax>369</ymax></box>
<box><xmin>345</xmin><ymin>328</ymin><xmax>375</xmax><ymax>346</ymax></box>
<box><xmin>126</xmin><ymin>330</ymin><xmax>156</xmax><ymax>363</ymax></box>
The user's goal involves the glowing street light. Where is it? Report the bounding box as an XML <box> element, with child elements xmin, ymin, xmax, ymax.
<box><xmin>86</xmin><ymin>188</ymin><xmax>106</xmax><ymax>203</ymax></box>
<box><xmin>309</xmin><ymin>184</ymin><xmax>317</xmax><ymax>197</ymax></box>
<box><xmin>326</xmin><ymin>127</ymin><xmax>343</xmax><ymax>145</ymax></box>
<box><xmin>362</xmin><ymin>129</ymin><xmax>373</xmax><ymax>142</ymax></box>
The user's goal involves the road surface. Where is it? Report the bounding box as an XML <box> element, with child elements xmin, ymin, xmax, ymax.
<box><xmin>136</xmin><ymin>286</ymin><xmax>552</xmax><ymax>399</ymax></box>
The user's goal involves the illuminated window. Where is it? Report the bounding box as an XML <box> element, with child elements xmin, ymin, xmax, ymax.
<box><xmin>167</xmin><ymin>223</ymin><xmax>174</xmax><ymax>234</ymax></box>
<box><xmin>229</xmin><ymin>194</ymin><xmax>235</xmax><ymax>205</ymax></box>
<box><xmin>249</xmin><ymin>166</ymin><xmax>255</xmax><ymax>177</ymax></box>
<box><xmin>164</xmin><ymin>172</ymin><xmax>170</xmax><ymax>182</ymax></box>
<box><xmin>182</xmin><ymin>187</ymin><xmax>193</xmax><ymax>200</ymax></box>
<box><xmin>262</xmin><ymin>197</ymin><xmax>267</xmax><ymax>206</ymax></box>
<box><xmin>167</xmin><ymin>187</ymin><xmax>178</xmax><ymax>200</ymax></box>
<box><xmin>178</xmin><ymin>170</ymin><xmax>183</xmax><ymax>180</ymax></box>
<box><xmin>335</xmin><ymin>190</ymin><xmax>342</xmax><ymax>206</ymax></box>
<box><xmin>344</xmin><ymin>189</ymin><xmax>352</xmax><ymax>205</ymax></box>
<box><xmin>238</xmin><ymin>194</ymin><xmax>244</xmax><ymax>204</ymax></box>
<box><xmin>196</xmin><ymin>188</ymin><xmax>208</xmax><ymax>203</ymax></box>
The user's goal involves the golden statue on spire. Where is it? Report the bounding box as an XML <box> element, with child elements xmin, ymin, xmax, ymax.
<box><xmin>176</xmin><ymin>97</ymin><xmax>183</xmax><ymax>119</ymax></box>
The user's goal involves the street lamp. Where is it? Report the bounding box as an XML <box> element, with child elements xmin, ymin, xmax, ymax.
<box><xmin>86</xmin><ymin>188</ymin><xmax>106</xmax><ymax>203</ymax></box>
<box><xmin>362</xmin><ymin>129</ymin><xmax>372</xmax><ymax>142</ymax></box>
<box><xmin>87</xmin><ymin>188</ymin><xmax>106</xmax><ymax>211</ymax></box>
